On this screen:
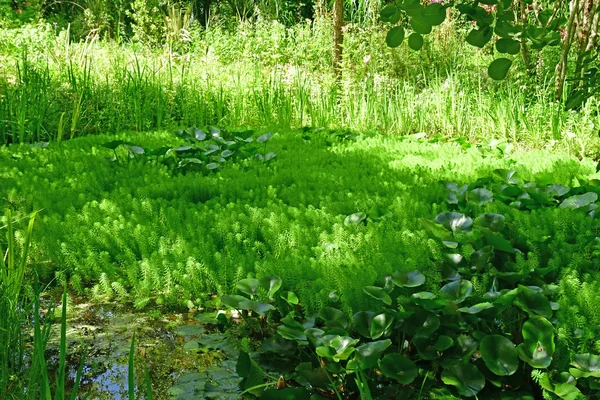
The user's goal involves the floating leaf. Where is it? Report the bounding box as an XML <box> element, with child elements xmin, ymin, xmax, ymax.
<box><xmin>380</xmin><ymin>353</ymin><xmax>418</xmax><ymax>384</ymax></box>
<box><xmin>515</xmin><ymin>286</ymin><xmax>553</xmax><ymax>319</ymax></box>
<box><xmin>391</xmin><ymin>270</ymin><xmax>426</xmax><ymax>288</ymax></box>
<box><xmin>570</xmin><ymin>354</ymin><xmax>600</xmax><ymax>378</ymax></box>
<box><xmin>353</xmin><ymin>339</ymin><xmax>392</xmax><ymax>370</ymax></box>
<box><xmin>480</xmin><ymin>335</ymin><xmax>519</xmax><ymax>376</ymax></box>
<box><xmin>257</xmin><ymin>132</ymin><xmax>274</xmax><ymax>143</ymax></box>
<box><xmin>458</xmin><ymin>302</ymin><xmax>494</xmax><ymax>314</ymax></box>
<box><xmin>259</xmin><ymin>275</ymin><xmax>282</xmax><ymax>299</ymax></box>
<box><xmin>370</xmin><ymin>312</ymin><xmax>395</xmax><ymax>339</ymax></box>
<box><xmin>441</xmin><ymin>363</ymin><xmax>486</xmax><ymax>397</ymax></box>
<box><xmin>474</xmin><ymin>214</ymin><xmax>505</xmax><ymax>231</ymax></box>
<box><xmin>363</xmin><ymin>286</ymin><xmax>392</xmax><ymax>305</ymax></box>
<box><xmin>434</xmin><ymin>212</ymin><xmax>473</xmax><ymax>233</ymax></box>
<box><xmin>468</xmin><ymin>188</ymin><xmax>494</xmax><ymax>206</ymax></box>
<box><xmin>319</xmin><ymin>307</ymin><xmax>348</xmax><ymax>329</ymax></box>
<box><xmin>353</xmin><ymin>311</ymin><xmax>375</xmax><ymax>338</ymax></box>
<box><xmin>176</xmin><ymin>324</ymin><xmax>205</xmax><ymax>337</ymax></box>
<box><xmin>517</xmin><ymin>316</ymin><xmax>555</xmax><ymax>368</ymax></box>
<box><xmin>493</xmin><ymin>169</ymin><xmax>523</xmax><ymax>185</ymax></box>
<box><xmin>559</xmin><ymin>192</ymin><xmax>598</xmax><ymax>209</ymax></box>
<box><xmin>236</xmin><ymin>278</ymin><xmax>259</xmax><ymax>296</ymax></box>
<box><xmin>440</xmin><ymin>280</ymin><xmax>473</xmax><ymax>303</ymax></box>
<box><xmin>281</xmin><ymin>291</ymin><xmax>299</xmax><ymax>306</ymax></box>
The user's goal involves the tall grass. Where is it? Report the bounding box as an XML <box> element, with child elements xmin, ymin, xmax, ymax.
<box><xmin>0</xmin><ymin>19</ymin><xmax>598</xmax><ymax>155</ymax></box>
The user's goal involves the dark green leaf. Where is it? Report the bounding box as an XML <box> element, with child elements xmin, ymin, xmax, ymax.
<box><xmin>517</xmin><ymin>316</ymin><xmax>555</xmax><ymax>369</ymax></box>
<box><xmin>386</xmin><ymin>26</ymin><xmax>405</xmax><ymax>48</ymax></box>
<box><xmin>440</xmin><ymin>280</ymin><xmax>473</xmax><ymax>303</ymax></box>
<box><xmin>363</xmin><ymin>286</ymin><xmax>392</xmax><ymax>305</ymax></box>
<box><xmin>353</xmin><ymin>339</ymin><xmax>392</xmax><ymax>370</ymax></box>
<box><xmin>408</xmin><ymin>33</ymin><xmax>424</xmax><ymax>51</ymax></box>
<box><xmin>480</xmin><ymin>335</ymin><xmax>519</xmax><ymax>376</ymax></box>
<box><xmin>559</xmin><ymin>192</ymin><xmax>598</xmax><ymax>209</ymax></box>
<box><xmin>370</xmin><ymin>312</ymin><xmax>395</xmax><ymax>339</ymax></box>
<box><xmin>496</xmin><ymin>38</ymin><xmax>520</xmax><ymax>55</ymax></box>
<box><xmin>466</xmin><ymin>26</ymin><xmax>493</xmax><ymax>48</ymax></box>
<box><xmin>488</xmin><ymin>58</ymin><xmax>513</xmax><ymax>80</ymax></box>
<box><xmin>391</xmin><ymin>270</ymin><xmax>426</xmax><ymax>288</ymax></box>
<box><xmin>441</xmin><ymin>363</ymin><xmax>486</xmax><ymax>397</ymax></box>
<box><xmin>380</xmin><ymin>353</ymin><xmax>418</xmax><ymax>384</ymax></box>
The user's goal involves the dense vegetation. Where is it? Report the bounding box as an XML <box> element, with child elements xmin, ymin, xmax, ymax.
<box><xmin>2</xmin><ymin>0</ymin><xmax>600</xmax><ymax>398</ymax></box>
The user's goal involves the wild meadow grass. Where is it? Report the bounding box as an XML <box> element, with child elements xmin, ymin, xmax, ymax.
<box><xmin>0</xmin><ymin>19</ymin><xmax>599</xmax><ymax>156</ymax></box>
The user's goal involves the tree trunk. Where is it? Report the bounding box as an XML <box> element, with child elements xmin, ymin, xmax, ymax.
<box><xmin>332</xmin><ymin>0</ymin><xmax>344</xmax><ymax>78</ymax></box>
<box><xmin>555</xmin><ymin>0</ymin><xmax>580</xmax><ymax>101</ymax></box>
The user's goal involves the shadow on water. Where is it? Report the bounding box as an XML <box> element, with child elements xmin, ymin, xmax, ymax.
<box><xmin>44</xmin><ymin>299</ymin><xmax>241</xmax><ymax>399</ymax></box>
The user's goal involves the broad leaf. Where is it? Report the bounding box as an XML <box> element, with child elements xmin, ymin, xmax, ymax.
<box><xmin>496</xmin><ymin>38</ymin><xmax>520</xmax><ymax>55</ymax></box>
<box><xmin>559</xmin><ymin>192</ymin><xmax>598</xmax><ymax>209</ymax></box>
<box><xmin>380</xmin><ymin>353</ymin><xmax>418</xmax><ymax>384</ymax></box>
<box><xmin>480</xmin><ymin>335</ymin><xmax>519</xmax><ymax>376</ymax></box>
<box><xmin>391</xmin><ymin>270</ymin><xmax>426</xmax><ymax>288</ymax></box>
<box><xmin>352</xmin><ymin>339</ymin><xmax>392</xmax><ymax>370</ymax></box>
<box><xmin>434</xmin><ymin>212</ymin><xmax>473</xmax><ymax>233</ymax></box>
<box><xmin>408</xmin><ymin>33</ymin><xmax>424</xmax><ymax>51</ymax></box>
<box><xmin>440</xmin><ymin>280</ymin><xmax>473</xmax><ymax>303</ymax></box>
<box><xmin>386</xmin><ymin>26</ymin><xmax>405</xmax><ymax>48</ymax></box>
<box><xmin>441</xmin><ymin>363</ymin><xmax>486</xmax><ymax>397</ymax></box>
<box><xmin>466</xmin><ymin>26</ymin><xmax>493</xmax><ymax>48</ymax></box>
<box><xmin>517</xmin><ymin>316</ymin><xmax>555</xmax><ymax>368</ymax></box>
<box><xmin>570</xmin><ymin>354</ymin><xmax>600</xmax><ymax>378</ymax></box>
<box><xmin>488</xmin><ymin>58</ymin><xmax>513</xmax><ymax>80</ymax></box>
<box><xmin>363</xmin><ymin>286</ymin><xmax>392</xmax><ymax>305</ymax></box>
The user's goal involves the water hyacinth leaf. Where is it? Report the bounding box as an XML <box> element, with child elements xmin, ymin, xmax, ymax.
<box><xmin>363</xmin><ymin>286</ymin><xmax>392</xmax><ymax>305</ymax></box>
<box><xmin>480</xmin><ymin>335</ymin><xmax>519</xmax><ymax>376</ymax></box>
<box><xmin>258</xmin><ymin>335</ymin><xmax>297</xmax><ymax>355</ymax></box>
<box><xmin>221</xmin><ymin>294</ymin><xmax>248</xmax><ymax>309</ymax></box>
<box><xmin>441</xmin><ymin>363</ymin><xmax>486</xmax><ymax>397</ymax></box>
<box><xmin>261</xmin><ymin>388</ymin><xmax>311</xmax><ymax>400</ymax></box>
<box><xmin>257</xmin><ymin>132</ymin><xmax>274</xmax><ymax>143</ymax></box>
<box><xmin>305</xmin><ymin>328</ymin><xmax>325</xmax><ymax>347</ymax></box>
<box><xmin>370</xmin><ymin>312</ymin><xmax>395</xmax><ymax>339</ymax></box>
<box><xmin>493</xmin><ymin>169</ymin><xmax>524</xmax><ymax>185</ymax></box>
<box><xmin>265</xmin><ymin>152</ymin><xmax>277</xmax><ymax>161</ymax></box>
<box><xmin>440</xmin><ymin>280</ymin><xmax>473</xmax><ymax>303</ymax></box>
<box><xmin>278</xmin><ymin>324</ymin><xmax>307</xmax><ymax>342</ymax></box>
<box><xmin>192</xmin><ymin>127</ymin><xmax>207</xmax><ymax>141</ymax></box>
<box><xmin>319</xmin><ymin>307</ymin><xmax>348</xmax><ymax>329</ymax></box>
<box><xmin>474</xmin><ymin>214</ymin><xmax>505</xmax><ymax>231</ymax></box>
<box><xmin>485</xmin><ymin>233</ymin><xmax>514</xmax><ymax>253</ymax></box>
<box><xmin>569</xmin><ymin>354</ymin><xmax>600</xmax><ymax>378</ymax></box>
<box><xmin>281</xmin><ymin>291</ymin><xmax>299</xmax><ymax>306</ymax></box>
<box><xmin>236</xmin><ymin>278</ymin><xmax>259</xmax><ymax>296</ymax></box>
<box><xmin>102</xmin><ymin>140</ymin><xmax>125</xmax><ymax>150</ymax></box>
<box><xmin>345</xmin><ymin>212</ymin><xmax>367</xmax><ymax>226</ymax></box>
<box><xmin>221</xmin><ymin>149</ymin><xmax>234</xmax><ymax>158</ymax></box>
<box><xmin>206</xmin><ymin>163</ymin><xmax>219</xmax><ymax>170</ymax></box>
<box><xmin>353</xmin><ymin>339</ymin><xmax>392</xmax><ymax>370</ymax></box>
<box><xmin>433</xmin><ymin>335</ymin><xmax>454</xmax><ymax>351</ymax></box>
<box><xmin>458</xmin><ymin>302</ymin><xmax>494</xmax><ymax>314</ymax></box>
<box><xmin>421</xmin><ymin>218</ymin><xmax>455</xmax><ymax>242</ymax></box>
<box><xmin>386</xmin><ymin>26</ymin><xmax>405</xmax><ymax>48</ymax></box>
<box><xmin>496</xmin><ymin>38</ymin><xmax>520</xmax><ymax>55</ymax></box>
<box><xmin>176</xmin><ymin>324</ymin><xmax>205</xmax><ymax>336</ymax></box>
<box><xmin>434</xmin><ymin>212</ymin><xmax>473</xmax><ymax>233</ymax></box>
<box><xmin>391</xmin><ymin>270</ymin><xmax>426</xmax><ymax>288</ymax></box>
<box><xmin>380</xmin><ymin>353</ymin><xmax>418</xmax><ymax>384</ymax></box>
<box><xmin>559</xmin><ymin>192</ymin><xmax>598</xmax><ymax>209</ymax></box>
<box><xmin>408</xmin><ymin>33</ymin><xmax>424</xmax><ymax>50</ymax></box>
<box><xmin>517</xmin><ymin>316</ymin><xmax>555</xmax><ymax>368</ymax></box>
<box><xmin>259</xmin><ymin>275</ymin><xmax>282</xmax><ymax>299</ymax></box>
<box><xmin>515</xmin><ymin>286</ymin><xmax>553</xmax><ymax>318</ymax></box>
<box><xmin>467</xmin><ymin>188</ymin><xmax>494</xmax><ymax>206</ymax></box>
<box><xmin>174</xmin><ymin>145</ymin><xmax>193</xmax><ymax>153</ymax></box>
<box><xmin>209</xmin><ymin>126</ymin><xmax>221</xmax><ymax>136</ymax></box>
<box><xmin>237</xmin><ymin>351</ymin><xmax>266</xmax><ymax>396</ymax></box>
<box><xmin>353</xmin><ymin>311</ymin><xmax>375</xmax><ymax>338</ymax></box>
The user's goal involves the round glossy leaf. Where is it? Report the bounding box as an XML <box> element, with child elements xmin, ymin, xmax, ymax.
<box><xmin>458</xmin><ymin>302</ymin><xmax>494</xmax><ymax>314</ymax></box>
<box><xmin>380</xmin><ymin>4</ymin><xmax>401</xmax><ymax>24</ymax></box>
<box><xmin>370</xmin><ymin>312</ymin><xmax>395</xmax><ymax>339</ymax></box>
<box><xmin>380</xmin><ymin>353</ymin><xmax>418</xmax><ymax>384</ymax></box>
<box><xmin>440</xmin><ymin>280</ymin><xmax>473</xmax><ymax>303</ymax></box>
<box><xmin>259</xmin><ymin>275</ymin><xmax>282</xmax><ymax>299</ymax></box>
<box><xmin>281</xmin><ymin>291</ymin><xmax>299</xmax><ymax>306</ymax></box>
<box><xmin>570</xmin><ymin>354</ymin><xmax>600</xmax><ymax>378</ymax></box>
<box><xmin>434</xmin><ymin>212</ymin><xmax>473</xmax><ymax>233</ymax></box>
<box><xmin>206</xmin><ymin>163</ymin><xmax>219</xmax><ymax>170</ymax></box>
<box><xmin>474</xmin><ymin>214</ymin><xmax>505</xmax><ymax>231</ymax></box>
<box><xmin>193</xmin><ymin>128</ymin><xmax>207</xmax><ymax>141</ymax></box>
<box><xmin>221</xmin><ymin>149</ymin><xmax>234</xmax><ymax>158</ymax></box>
<box><xmin>488</xmin><ymin>58</ymin><xmax>513</xmax><ymax>80</ymax></box>
<box><xmin>480</xmin><ymin>335</ymin><xmax>519</xmax><ymax>376</ymax></box>
<box><xmin>278</xmin><ymin>324</ymin><xmax>307</xmax><ymax>342</ymax></box>
<box><xmin>236</xmin><ymin>278</ymin><xmax>259</xmax><ymax>296</ymax></box>
<box><xmin>515</xmin><ymin>286</ymin><xmax>553</xmax><ymax>319</ymax></box>
<box><xmin>305</xmin><ymin>328</ymin><xmax>325</xmax><ymax>347</ymax></box>
<box><xmin>353</xmin><ymin>311</ymin><xmax>375</xmax><ymax>338</ymax></box>
<box><xmin>441</xmin><ymin>363</ymin><xmax>486</xmax><ymax>397</ymax></box>
<box><xmin>408</xmin><ymin>33</ymin><xmax>424</xmax><ymax>51</ymax></box>
<box><xmin>363</xmin><ymin>286</ymin><xmax>392</xmax><ymax>305</ymax></box>
<box><xmin>386</xmin><ymin>26</ymin><xmax>405</xmax><ymax>48</ymax></box>
<box><xmin>496</xmin><ymin>38</ymin><xmax>520</xmax><ymax>55</ymax></box>
<box><xmin>319</xmin><ymin>307</ymin><xmax>348</xmax><ymax>329</ymax></box>
<box><xmin>221</xmin><ymin>294</ymin><xmax>247</xmax><ymax>309</ymax></box>
<box><xmin>433</xmin><ymin>335</ymin><xmax>454</xmax><ymax>351</ymax></box>
<box><xmin>467</xmin><ymin>188</ymin><xmax>494</xmax><ymax>206</ymax></box>
<box><xmin>559</xmin><ymin>192</ymin><xmax>598</xmax><ymax>209</ymax></box>
<box><xmin>493</xmin><ymin>169</ymin><xmax>523</xmax><ymax>185</ymax></box>
<box><xmin>391</xmin><ymin>270</ymin><xmax>426</xmax><ymax>288</ymax></box>
<box><xmin>517</xmin><ymin>316</ymin><xmax>555</xmax><ymax>369</ymax></box>
<box><xmin>261</xmin><ymin>387</ymin><xmax>311</xmax><ymax>400</ymax></box>
<box><xmin>257</xmin><ymin>132</ymin><xmax>274</xmax><ymax>143</ymax></box>
<box><xmin>354</xmin><ymin>339</ymin><xmax>392</xmax><ymax>370</ymax></box>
